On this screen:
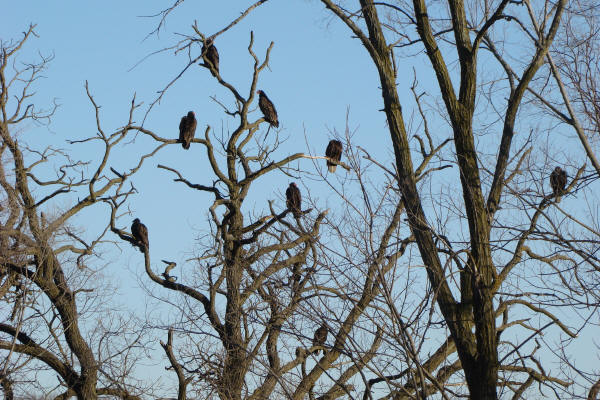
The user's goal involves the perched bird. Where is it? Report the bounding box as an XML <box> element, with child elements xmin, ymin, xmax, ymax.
<box><xmin>178</xmin><ymin>111</ymin><xmax>197</xmax><ymax>150</ymax></box>
<box><xmin>131</xmin><ymin>218</ymin><xmax>149</xmax><ymax>252</ymax></box>
<box><xmin>549</xmin><ymin>167</ymin><xmax>567</xmax><ymax>198</ymax></box>
<box><xmin>312</xmin><ymin>323</ymin><xmax>328</xmax><ymax>355</ymax></box>
<box><xmin>290</xmin><ymin>263</ymin><xmax>302</xmax><ymax>288</ymax></box>
<box><xmin>202</xmin><ymin>39</ymin><xmax>219</xmax><ymax>76</ymax></box>
<box><xmin>295</xmin><ymin>347</ymin><xmax>307</xmax><ymax>359</ymax></box>
<box><xmin>325</xmin><ymin>140</ymin><xmax>343</xmax><ymax>173</ymax></box>
<box><xmin>257</xmin><ymin>90</ymin><xmax>279</xmax><ymax>128</ymax></box>
<box><xmin>286</xmin><ymin>183</ymin><xmax>301</xmax><ymax>218</ymax></box>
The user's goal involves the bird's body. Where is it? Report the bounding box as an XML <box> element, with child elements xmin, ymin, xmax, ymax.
<box><xmin>325</xmin><ymin>140</ymin><xmax>343</xmax><ymax>172</ymax></box>
<box><xmin>131</xmin><ymin>218</ymin><xmax>149</xmax><ymax>252</ymax></box>
<box><xmin>202</xmin><ymin>40</ymin><xmax>219</xmax><ymax>76</ymax></box>
<box><xmin>286</xmin><ymin>183</ymin><xmax>301</xmax><ymax>218</ymax></box>
<box><xmin>550</xmin><ymin>167</ymin><xmax>567</xmax><ymax>197</ymax></box>
<box><xmin>291</xmin><ymin>263</ymin><xmax>301</xmax><ymax>288</ymax></box>
<box><xmin>257</xmin><ymin>90</ymin><xmax>279</xmax><ymax>128</ymax></box>
<box><xmin>312</xmin><ymin>324</ymin><xmax>328</xmax><ymax>355</ymax></box>
<box><xmin>179</xmin><ymin>111</ymin><xmax>197</xmax><ymax>150</ymax></box>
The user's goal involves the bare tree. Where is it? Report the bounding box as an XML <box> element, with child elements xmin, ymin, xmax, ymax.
<box><xmin>108</xmin><ymin>24</ymin><xmax>400</xmax><ymax>398</ymax></box>
<box><xmin>111</xmin><ymin>0</ymin><xmax>600</xmax><ymax>398</ymax></box>
<box><xmin>538</xmin><ymin>2</ymin><xmax>600</xmax><ymax>397</ymax></box>
<box><xmin>5</xmin><ymin>0</ymin><xmax>600</xmax><ymax>398</ymax></box>
<box><xmin>0</xmin><ymin>26</ymin><xmax>149</xmax><ymax>400</ymax></box>
<box><xmin>309</xmin><ymin>0</ymin><xmax>600</xmax><ymax>398</ymax></box>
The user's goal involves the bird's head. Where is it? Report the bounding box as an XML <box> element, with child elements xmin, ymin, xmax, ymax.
<box><xmin>290</xmin><ymin>182</ymin><xmax>297</xmax><ymax>188</ymax></box>
<box><xmin>188</xmin><ymin>111</ymin><xmax>195</xmax><ymax>117</ymax></box>
<box><xmin>257</xmin><ymin>90</ymin><xmax>264</xmax><ymax>96</ymax></box>
<box><xmin>133</xmin><ymin>218</ymin><xmax>140</xmax><ymax>223</ymax></box>
<box><xmin>554</xmin><ymin>166</ymin><xmax>562</xmax><ymax>173</ymax></box>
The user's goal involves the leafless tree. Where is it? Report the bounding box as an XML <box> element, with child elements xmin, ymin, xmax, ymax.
<box><xmin>0</xmin><ymin>26</ymin><xmax>151</xmax><ymax>400</ymax></box>
<box><xmin>308</xmin><ymin>0</ymin><xmax>600</xmax><ymax>398</ymax></box>
<box><xmin>114</xmin><ymin>0</ymin><xmax>600</xmax><ymax>398</ymax></box>
<box><xmin>6</xmin><ymin>0</ymin><xmax>600</xmax><ymax>398</ymax></box>
<box><xmin>108</xmin><ymin>19</ymin><xmax>414</xmax><ymax>397</ymax></box>
<box><xmin>536</xmin><ymin>2</ymin><xmax>600</xmax><ymax>398</ymax></box>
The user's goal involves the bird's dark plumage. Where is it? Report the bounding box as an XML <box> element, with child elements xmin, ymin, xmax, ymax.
<box><xmin>550</xmin><ymin>167</ymin><xmax>567</xmax><ymax>197</ymax></box>
<box><xmin>325</xmin><ymin>140</ymin><xmax>343</xmax><ymax>173</ymax></box>
<box><xmin>179</xmin><ymin>111</ymin><xmax>197</xmax><ymax>150</ymax></box>
<box><xmin>257</xmin><ymin>90</ymin><xmax>279</xmax><ymax>128</ymax></box>
<box><xmin>291</xmin><ymin>263</ymin><xmax>301</xmax><ymax>288</ymax></box>
<box><xmin>202</xmin><ymin>40</ymin><xmax>219</xmax><ymax>76</ymax></box>
<box><xmin>312</xmin><ymin>324</ymin><xmax>328</xmax><ymax>355</ymax></box>
<box><xmin>131</xmin><ymin>218</ymin><xmax>149</xmax><ymax>252</ymax></box>
<box><xmin>286</xmin><ymin>183</ymin><xmax>301</xmax><ymax>218</ymax></box>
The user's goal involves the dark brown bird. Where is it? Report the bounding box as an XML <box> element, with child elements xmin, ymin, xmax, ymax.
<box><xmin>202</xmin><ymin>39</ymin><xmax>219</xmax><ymax>76</ymax></box>
<box><xmin>290</xmin><ymin>263</ymin><xmax>302</xmax><ymax>288</ymax></box>
<box><xmin>179</xmin><ymin>111</ymin><xmax>197</xmax><ymax>150</ymax></box>
<box><xmin>131</xmin><ymin>218</ymin><xmax>149</xmax><ymax>252</ymax></box>
<box><xmin>257</xmin><ymin>90</ymin><xmax>279</xmax><ymax>128</ymax></box>
<box><xmin>312</xmin><ymin>323</ymin><xmax>328</xmax><ymax>355</ymax></box>
<box><xmin>550</xmin><ymin>166</ymin><xmax>567</xmax><ymax>197</ymax></box>
<box><xmin>326</xmin><ymin>140</ymin><xmax>343</xmax><ymax>173</ymax></box>
<box><xmin>286</xmin><ymin>182</ymin><xmax>301</xmax><ymax>218</ymax></box>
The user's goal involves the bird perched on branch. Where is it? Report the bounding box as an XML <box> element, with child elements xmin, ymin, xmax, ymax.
<box><xmin>312</xmin><ymin>323</ymin><xmax>328</xmax><ymax>355</ymax></box>
<box><xmin>325</xmin><ymin>140</ymin><xmax>343</xmax><ymax>173</ymax></box>
<box><xmin>131</xmin><ymin>218</ymin><xmax>149</xmax><ymax>252</ymax></box>
<box><xmin>289</xmin><ymin>263</ymin><xmax>302</xmax><ymax>289</ymax></box>
<box><xmin>179</xmin><ymin>111</ymin><xmax>197</xmax><ymax>150</ymax></box>
<box><xmin>202</xmin><ymin>39</ymin><xmax>219</xmax><ymax>76</ymax></box>
<box><xmin>257</xmin><ymin>90</ymin><xmax>279</xmax><ymax>128</ymax></box>
<box><xmin>549</xmin><ymin>166</ymin><xmax>567</xmax><ymax>198</ymax></box>
<box><xmin>286</xmin><ymin>183</ymin><xmax>301</xmax><ymax>218</ymax></box>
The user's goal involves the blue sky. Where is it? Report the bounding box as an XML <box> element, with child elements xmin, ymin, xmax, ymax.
<box><xmin>3</xmin><ymin>1</ymin><xmax>411</xmax><ymax>390</ymax></box>
<box><xmin>2</xmin><ymin>2</ymin><xmax>427</xmax><ymax>306</ymax></box>
<box><xmin>3</xmin><ymin>1</ymin><xmax>598</xmax><ymax>396</ymax></box>
<box><xmin>2</xmin><ymin>0</ymin><xmax>398</xmax><ymax>247</ymax></box>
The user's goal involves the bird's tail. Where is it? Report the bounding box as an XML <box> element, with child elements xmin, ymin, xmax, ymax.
<box><xmin>328</xmin><ymin>164</ymin><xmax>337</xmax><ymax>173</ymax></box>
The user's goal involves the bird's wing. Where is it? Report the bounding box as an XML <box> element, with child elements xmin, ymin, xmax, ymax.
<box><xmin>189</xmin><ymin>116</ymin><xmax>197</xmax><ymax>135</ymax></box>
<box><xmin>326</xmin><ymin>141</ymin><xmax>334</xmax><ymax>157</ymax></box>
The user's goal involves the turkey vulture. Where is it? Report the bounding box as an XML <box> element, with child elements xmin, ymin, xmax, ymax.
<box><xmin>179</xmin><ymin>111</ymin><xmax>197</xmax><ymax>150</ymax></box>
<box><xmin>202</xmin><ymin>39</ymin><xmax>219</xmax><ymax>76</ymax></box>
<box><xmin>312</xmin><ymin>323</ymin><xmax>328</xmax><ymax>355</ymax></box>
<box><xmin>257</xmin><ymin>90</ymin><xmax>279</xmax><ymax>128</ymax></box>
<box><xmin>286</xmin><ymin>183</ymin><xmax>301</xmax><ymax>218</ymax></box>
<box><xmin>131</xmin><ymin>218</ymin><xmax>149</xmax><ymax>252</ymax></box>
<box><xmin>290</xmin><ymin>263</ymin><xmax>302</xmax><ymax>288</ymax></box>
<box><xmin>549</xmin><ymin>167</ymin><xmax>567</xmax><ymax>197</ymax></box>
<box><xmin>325</xmin><ymin>140</ymin><xmax>343</xmax><ymax>173</ymax></box>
